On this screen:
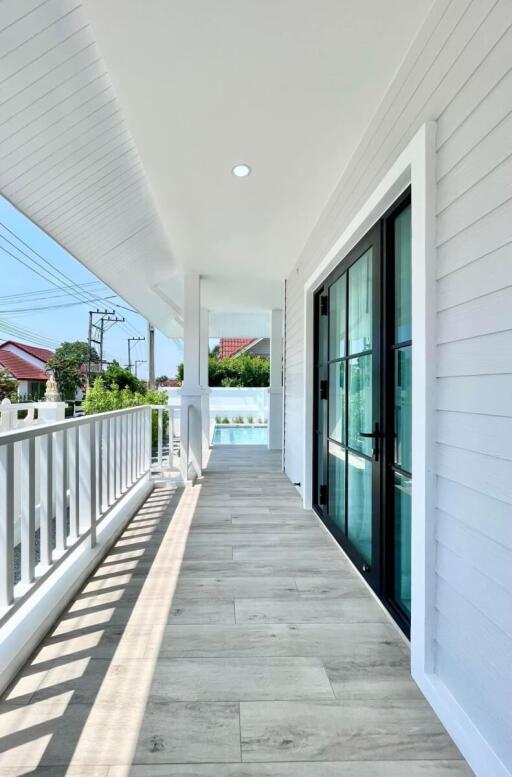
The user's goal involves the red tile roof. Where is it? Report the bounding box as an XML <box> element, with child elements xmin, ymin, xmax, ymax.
<box><xmin>159</xmin><ymin>379</ymin><xmax>178</xmax><ymax>387</ymax></box>
<box><xmin>218</xmin><ymin>338</ymin><xmax>256</xmax><ymax>359</ymax></box>
<box><xmin>0</xmin><ymin>340</ymin><xmax>54</xmax><ymax>363</ymax></box>
<box><xmin>0</xmin><ymin>351</ymin><xmax>48</xmax><ymax>381</ymax></box>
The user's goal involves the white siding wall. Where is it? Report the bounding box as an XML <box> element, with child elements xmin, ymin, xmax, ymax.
<box><xmin>284</xmin><ymin>0</ymin><xmax>512</xmax><ymax>772</ymax></box>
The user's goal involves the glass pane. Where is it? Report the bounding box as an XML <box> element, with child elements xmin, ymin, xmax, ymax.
<box><xmin>395</xmin><ymin>346</ymin><xmax>412</xmax><ymax>472</ymax></box>
<box><xmin>348</xmin><ymin>248</ymin><xmax>372</xmax><ymax>354</ymax></box>
<box><xmin>394</xmin><ymin>205</ymin><xmax>412</xmax><ymax>343</ymax></box>
<box><xmin>329</xmin><ymin>274</ymin><xmax>346</xmax><ymax>359</ymax></box>
<box><xmin>347</xmin><ymin>453</ymin><xmax>372</xmax><ymax>563</ymax></box>
<box><xmin>329</xmin><ymin>362</ymin><xmax>345</xmax><ymax>444</ymax></box>
<box><xmin>328</xmin><ymin>442</ymin><xmax>345</xmax><ymax>533</ymax></box>
<box><xmin>317</xmin><ymin>295</ymin><xmax>327</xmax><ymax>364</ymax></box>
<box><xmin>393</xmin><ymin>472</ymin><xmax>412</xmax><ymax>615</ymax></box>
<box><xmin>348</xmin><ymin>355</ymin><xmax>372</xmax><ymax>456</ymax></box>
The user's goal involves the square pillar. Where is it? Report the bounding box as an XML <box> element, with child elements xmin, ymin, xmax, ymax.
<box><xmin>200</xmin><ymin>307</ymin><xmax>210</xmax><ymax>466</ymax></box>
<box><xmin>180</xmin><ymin>273</ymin><xmax>203</xmax><ymax>482</ymax></box>
<box><xmin>268</xmin><ymin>308</ymin><xmax>283</xmax><ymax>450</ymax></box>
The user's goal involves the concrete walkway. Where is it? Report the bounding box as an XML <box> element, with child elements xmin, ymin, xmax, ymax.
<box><xmin>0</xmin><ymin>446</ymin><xmax>473</xmax><ymax>775</ymax></box>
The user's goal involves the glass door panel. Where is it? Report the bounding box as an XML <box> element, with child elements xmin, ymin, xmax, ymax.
<box><xmin>328</xmin><ymin>362</ymin><xmax>345</xmax><ymax>444</ymax></box>
<box><xmin>348</xmin><ymin>249</ymin><xmax>372</xmax><ymax>354</ymax></box>
<box><xmin>329</xmin><ymin>275</ymin><xmax>346</xmax><ymax>359</ymax></box>
<box><xmin>348</xmin><ymin>355</ymin><xmax>373</xmax><ymax>456</ymax></box>
<box><xmin>394</xmin><ymin>345</ymin><xmax>412</xmax><ymax>471</ymax></box>
<box><xmin>393</xmin><ymin>472</ymin><xmax>412</xmax><ymax>615</ymax></box>
<box><xmin>328</xmin><ymin>442</ymin><xmax>345</xmax><ymax>532</ymax></box>
<box><xmin>347</xmin><ymin>453</ymin><xmax>372</xmax><ymax>563</ymax></box>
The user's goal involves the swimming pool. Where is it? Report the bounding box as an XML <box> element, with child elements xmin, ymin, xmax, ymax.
<box><xmin>212</xmin><ymin>425</ymin><xmax>268</xmax><ymax>445</ymax></box>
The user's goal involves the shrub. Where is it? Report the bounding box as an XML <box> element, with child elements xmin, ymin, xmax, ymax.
<box><xmin>215</xmin><ymin>416</ymin><xmax>222</xmax><ymax>423</ymax></box>
<box><xmin>222</xmin><ymin>417</ymin><xmax>229</xmax><ymax>424</ymax></box>
<box><xmin>234</xmin><ymin>415</ymin><xmax>244</xmax><ymax>424</ymax></box>
<box><xmin>83</xmin><ymin>378</ymin><xmax>168</xmax><ymax>445</ymax></box>
<box><xmin>176</xmin><ymin>353</ymin><xmax>269</xmax><ymax>388</ymax></box>
<box><xmin>247</xmin><ymin>415</ymin><xmax>254</xmax><ymax>424</ymax></box>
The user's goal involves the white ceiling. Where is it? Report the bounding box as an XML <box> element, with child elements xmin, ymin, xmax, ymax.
<box><xmin>83</xmin><ymin>0</ymin><xmax>431</xmax><ymax>317</ymax></box>
<box><xmin>0</xmin><ymin>0</ymin><xmax>432</xmax><ymax>336</ymax></box>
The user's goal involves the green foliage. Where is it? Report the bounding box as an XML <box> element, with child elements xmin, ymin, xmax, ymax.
<box><xmin>47</xmin><ymin>341</ymin><xmax>98</xmax><ymax>400</ymax></box>
<box><xmin>175</xmin><ymin>354</ymin><xmax>269</xmax><ymax>388</ymax></box>
<box><xmin>83</xmin><ymin>378</ymin><xmax>168</xmax><ymax>446</ymax></box>
<box><xmin>215</xmin><ymin>416</ymin><xmax>222</xmax><ymax>423</ymax></box>
<box><xmin>233</xmin><ymin>416</ymin><xmax>244</xmax><ymax>424</ymax></box>
<box><xmin>0</xmin><ymin>368</ymin><xmax>18</xmax><ymax>400</ymax></box>
<box><xmin>247</xmin><ymin>415</ymin><xmax>254</xmax><ymax>424</ymax></box>
<box><xmin>156</xmin><ymin>375</ymin><xmax>168</xmax><ymax>385</ymax></box>
<box><xmin>103</xmin><ymin>361</ymin><xmax>146</xmax><ymax>393</ymax></box>
<box><xmin>222</xmin><ymin>417</ymin><xmax>229</xmax><ymax>424</ymax></box>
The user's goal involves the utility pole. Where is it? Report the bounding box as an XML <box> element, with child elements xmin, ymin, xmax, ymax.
<box><xmin>127</xmin><ymin>336</ymin><xmax>145</xmax><ymax>373</ymax></box>
<box><xmin>134</xmin><ymin>359</ymin><xmax>147</xmax><ymax>378</ymax></box>
<box><xmin>147</xmin><ymin>322</ymin><xmax>155</xmax><ymax>388</ymax></box>
<box><xmin>87</xmin><ymin>310</ymin><xmax>125</xmax><ymax>380</ymax></box>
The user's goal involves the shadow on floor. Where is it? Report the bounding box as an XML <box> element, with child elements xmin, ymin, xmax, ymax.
<box><xmin>0</xmin><ymin>484</ymin><xmax>186</xmax><ymax>775</ymax></box>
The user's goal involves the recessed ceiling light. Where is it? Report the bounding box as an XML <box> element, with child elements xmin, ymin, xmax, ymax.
<box><xmin>232</xmin><ymin>163</ymin><xmax>251</xmax><ymax>178</ymax></box>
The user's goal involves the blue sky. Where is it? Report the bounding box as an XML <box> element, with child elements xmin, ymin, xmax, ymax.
<box><xmin>0</xmin><ymin>196</ymin><xmax>183</xmax><ymax>380</ymax></box>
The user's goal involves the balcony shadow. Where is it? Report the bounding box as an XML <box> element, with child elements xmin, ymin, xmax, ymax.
<box><xmin>0</xmin><ymin>481</ymin><xmax>198</xmax><ymax>775</ymax></box>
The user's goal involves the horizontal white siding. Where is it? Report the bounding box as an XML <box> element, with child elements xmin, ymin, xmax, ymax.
<box><xmin>284</xmin><ymin>0</ymin><xmax>512</xmax><ymax>772</ymax></box>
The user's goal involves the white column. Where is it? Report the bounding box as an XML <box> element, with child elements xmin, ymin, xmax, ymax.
<box><xmin>180</xmin><ymin>273</ymin><xmax>203</xmax><ymax>482</ymax></box>
<box><xmin>200</xmin><ymin>307</ymin><xmax>210</xmax><ymax>467</ymax></box>
<box><xmin>268</xmin><ymin>308</ymin><xmax>284</xmax><ymax>450</ymax></box>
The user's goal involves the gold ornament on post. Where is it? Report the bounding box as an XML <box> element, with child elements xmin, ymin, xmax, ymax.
<box><xmin>44</xmin><ymin>372</ymin><xmax>60</xmax><ymax>402</ymax></box>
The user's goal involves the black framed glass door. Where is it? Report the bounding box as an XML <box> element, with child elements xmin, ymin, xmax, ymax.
<box><xmin>313</xmin><ymin>190</ymin><xmax>412</xmax><ymax>635</ymax></box>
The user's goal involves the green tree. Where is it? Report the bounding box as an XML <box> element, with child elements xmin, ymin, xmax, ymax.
<box><xmin>103</xmin><ymin>361</ymin><xmax>146</xmax><ymax>393</ymax></box>
<box><xmin>47</xmin><ymin>341</ymin><xmax>98</xmax><ymax>400</ymax></box>
<box><xmin>156</xmin><ymin>374</ymin><xmax>169</xmax><ymax>385</ymax></box>
<box><xmin>0</xmin><ymin>368</ymin><xmax>18</xmax><ymax>400</ymax></box>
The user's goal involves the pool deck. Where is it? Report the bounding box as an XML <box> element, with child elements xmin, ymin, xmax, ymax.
<box><xmin>0</xmin><ymin>446</ymin><xmax>473</xmax><ymax>775</ymax></box>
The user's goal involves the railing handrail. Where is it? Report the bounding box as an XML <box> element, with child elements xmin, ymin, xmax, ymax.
<box><xmin>0</xmin><ymin>404</ymin><xmax>151</xmax><ymax>445</ymax></box>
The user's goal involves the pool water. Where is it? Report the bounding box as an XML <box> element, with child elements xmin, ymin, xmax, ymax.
<box><xmin>212</xmin><ymin>425</ymin><xmax>268</xmax><ymax>445</ymax></box>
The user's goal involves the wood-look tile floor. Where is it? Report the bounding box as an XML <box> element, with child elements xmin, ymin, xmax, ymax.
<box><xmin>0</xmin><ymin>446</ymin><xmax>474</xmax><ymax>776</ymax></box>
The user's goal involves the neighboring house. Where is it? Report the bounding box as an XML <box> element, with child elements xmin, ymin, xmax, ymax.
<box><xmin>218</xmin><ymin>337</ymin><xmax>269</xmax><ymax>359</ymax></box>
<box><xmin>158</xmin><ymin>379</ymin><xmax>178</xmax><ymax>387</ymax></box>
<box><xmin>0</xmin><ymin>341</ymin><xmax>53</xmax><ymax>398</ymax></box>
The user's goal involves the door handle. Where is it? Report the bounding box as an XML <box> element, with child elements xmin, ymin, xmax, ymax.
<box><xmin>359</xmin><ymin>422</ymin><xmax>382</xmax><ymax>461</ymax></box>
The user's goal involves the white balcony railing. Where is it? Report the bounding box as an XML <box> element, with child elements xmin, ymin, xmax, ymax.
<box><xmin>0</xmin><ymin>404</ymin><xmax>173</xmax><ymax>616</ymax></box>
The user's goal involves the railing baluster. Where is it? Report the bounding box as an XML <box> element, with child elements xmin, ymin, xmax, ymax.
<box><xmin>131</xmin><ymin>412</ymin><xmax>137</xmax><ymax>481</ymax></box>
<box><xmin>0</xmin><ymin>442</ymin><xmax>14</xmax><ymax>606</ymax></box>
<box><xmin>124</xmin><ymin>414</ymin><xmax>129</xmax><ymax>489</ymax></box>
<box><xmin>97</xmin><ymin>418</ymin><xmax>103</xmax><ymax>519</ymax></box>
<box><xmin>118</xmin><ymin>415</ymin><xmax>124</xmax><ymax>493</ymax></box>
<box><xmin>103</xmin><ymin>417</ymin><xmax>110</xmax><ymax>509</ymax></box>
<box><xmin>138</xmin><ymin>410</ymin><xmax>143</xmax><ymax>475</ymax></box>
<box><xmin>146</xmin><ymin>406</ymin><xmax>152</xmax><ymax>472</ymax></box>
<box><xmin>109</xmin><ymin>415</ymin><xmax>116</xmax><ymax>504</ymax></box>
<box><xmin>79</xmin><ymin>420</ymin><xmax>96</xmax><ymax>547</ymax></box>
<box><xmin>169</xmin><ymin>407</ymin><xmax>174</xmax><ymax>469</ymax></box>
<box><xmin>20</xmin><ymin>438</ymin><xmax>36</xmax><ymax>585</ymax></box>
<box><xmin>39</xmin><ymin>434</ymin><xmax>53</xmax><ymax>567</ymax></box>
<box><xmin>128</xmin><ymin>412</ymin><xmax>133</xmax><ymax>486</ymax></box>
<box><xmin>68</xmin><ymin>427</ymin><xmax>79</xmax><ymax>542</ymax></box>
<box><xmin>157</xmin><ymin>408</ymin><xmax>163</xmax><ymax>470</ymax></box>
<box><xmin>54</xmin><ymin>430</ymin><xmax>67</xmax><ymax>554</ymax></box>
